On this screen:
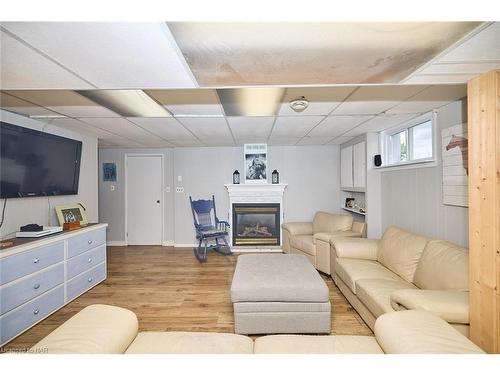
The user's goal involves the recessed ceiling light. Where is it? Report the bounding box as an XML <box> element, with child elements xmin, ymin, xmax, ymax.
<box><xmin>217</xmin><ymin>88</ymin><xmax>285</xmax><ymax>116</ymax></box>
<box><xmin>289</xmin><ymin>96</ymin><xmax>309</xmax><ymax>112</ymax></box>
<box><xmin>76</xmin><ymin>90</ymin><xmax>172</xmax><ymax>117</ymax></box>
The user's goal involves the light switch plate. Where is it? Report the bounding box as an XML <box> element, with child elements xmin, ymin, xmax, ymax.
<box><xmin>110</xmin><ymin>185</ymin><xmax>115</xmax><ymax>191</ymax></box>
<box><xmin>176</xmin><ymin>187</ymin><xmax>184</xmax><ymax>193</ymax></box>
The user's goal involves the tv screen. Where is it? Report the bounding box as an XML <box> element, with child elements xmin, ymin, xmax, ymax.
<box><xmin>1</xmin><ymin>121</ymin><xmax>82</xmax><ymax>198</ymax></box>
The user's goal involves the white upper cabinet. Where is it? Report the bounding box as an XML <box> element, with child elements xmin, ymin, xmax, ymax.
<box><xmin>353</xmin><ymin>141</ymin><xmax>366</xmax><ymax>189</ymax></box>
<box><xmin>340</xmin><ymin>145</ymin><xmax>353</xmax><ymax>188</ymax></box>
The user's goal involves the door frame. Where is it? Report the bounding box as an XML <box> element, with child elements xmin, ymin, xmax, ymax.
<box><xmin>124</xmin><ymin>153</ymin><xmax>165</xmax><ymax>246</ymax></box>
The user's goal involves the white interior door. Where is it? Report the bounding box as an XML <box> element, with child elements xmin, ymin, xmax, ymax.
<box><xmin>126</xmin><ymin>155</ymin><xmax>163</xmax><ymax>245</ymax></box>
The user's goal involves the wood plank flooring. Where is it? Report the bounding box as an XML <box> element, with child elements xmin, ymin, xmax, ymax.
<box><xmin>4</xmin><ymin>246</ymin><xmax>372</xmax><ymax>351</ymax></box>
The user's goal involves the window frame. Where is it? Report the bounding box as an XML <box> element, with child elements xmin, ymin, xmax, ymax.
<box><xmin>380</xmin><ymin>111</ymin><xmax>437</xmax><ymax>168</ymax></box>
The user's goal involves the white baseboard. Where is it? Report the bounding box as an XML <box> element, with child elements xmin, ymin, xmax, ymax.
<box><xmin>107</xmin><ymin>241</ymin><xmax>126</xmax><ymax>246</ymax></box>
<box><xmin>174</xmin><ymin>243</ymin><xmax>197</xmax><ymax>248</ymax></box>
<box><xmin>162</xmin><ymin>241</ymin><xmax>174</xmax><ymax>247</ymax></box>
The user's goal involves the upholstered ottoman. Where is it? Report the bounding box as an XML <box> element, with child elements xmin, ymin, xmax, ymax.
<box><xmin>230</xmin><ymin>254</ymin><xmax>331</xmax><ymax>334</ymax></box>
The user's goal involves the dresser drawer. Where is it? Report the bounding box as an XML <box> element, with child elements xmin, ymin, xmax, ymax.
<box><xmin>0</xmin><ymin>263</ymin><xmax>64</xmax><ymax>315</ymax></box>
<box><xmin>66</xmin><ymin>263</ymin><xmax>106</xmax><ymax>302</ymax></box>
<box><xmin>67</xmin><ymin>228</ymin><xmax>106</xmax><ymax>258</ymax></box>
<box><xmin>0</xmin><ymin>242</ymin><xmax>64</xmax><ymax>285</ymax></box>
<box><xmin>0</xmin><ymin>285</ymin><xmax>64</xmax><ymax>346</ymax></box>
<box><xmin>67</xmin><ymin>245</ymin><xmax>106</xmax><ymax>280</ymax></box>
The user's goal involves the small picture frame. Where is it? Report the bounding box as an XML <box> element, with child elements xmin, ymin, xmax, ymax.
<box><xmin>345</xmin><ymin>198</ymin><xmax>355</xmax><ymax>208</ymax></box>
<box><xmin>103</xmin><ymin>162</ymin><xmax>117</xmax><ymax>182</ymax></box>
<box><xmin>55</xmin><ymin>204</ymin><xmax>88</xmax><ymax>226</ymax></box>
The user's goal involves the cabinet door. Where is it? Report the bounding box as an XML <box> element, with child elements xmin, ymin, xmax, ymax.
<box><xmin>340</xmin><ymin>145</ymin><xmax>353</xmax><ymax>188</ymax></box>
<box><xmin>353</xmin><ymin>141</ymin><xmax>366</xmax><ymax>188</ymax></box>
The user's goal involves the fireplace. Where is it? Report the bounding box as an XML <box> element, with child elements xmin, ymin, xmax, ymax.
<box><xmin>232</xmin><ymin>203</ymin><xmax>280</xmax><ymax>246</ymax></box>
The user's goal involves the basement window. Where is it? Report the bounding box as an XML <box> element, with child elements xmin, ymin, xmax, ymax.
<box><xmin>381</xmin><ymin>113</ymin><xmax>435</xmax><ymax>168</ymax></box>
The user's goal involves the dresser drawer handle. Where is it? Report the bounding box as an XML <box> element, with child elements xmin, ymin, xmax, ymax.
<box><xmin>88</xmin><ymin>277</ymin><xmax>93</xmax><ymax>283</ymax></box>
<box><xmin>33</xmin><ymin>258</ymin><xmax>40</xmax><ymax>264</ymax></box>
<box><xmin>33</xmin><ymin>283</ymin><xmax>41</xmax><ymax>289</ymax></box>
<box><xmin>88</xmin><ymin>258</ymin><xmax>93</xmax><ymax>263</ymax></box>
<box><xmin>33</xmin><ymin>309</ymin><xmax>39</xmax><ymax>315</ymax></box>
<box><xmin>88</xmin><ymin>240</ymin><xmax>93</xmax><ymax>245</ymax></box>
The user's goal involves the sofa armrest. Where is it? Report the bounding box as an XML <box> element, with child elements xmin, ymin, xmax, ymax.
<box><xmin>390</xmin><ymin>290</ymin><xmax>469</xmax><ymax>325</ymax></box>
<box><xmin>314</xmin><ymin>230</ymin><xmax>361</xmax><ymax>243</ymax></box>
<box><xmin>374</xmin><ymin>310</ymin><xmax>483</xmax><ymax>354</ymax></box>
<box><xmin>330</xmin><ymin>238</ymin><xmax>379</xmax><ymax>260</ymax></box>
<box><xmin>281</xmin><ymin>222</ymin><xmax>313</xmax><ymax>236</ymax></box>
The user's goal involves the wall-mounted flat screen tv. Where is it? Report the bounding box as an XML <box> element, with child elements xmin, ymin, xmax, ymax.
<box><xmin>1</xmin><ymin>121</ymin><xmax>82</xmax><ymax>198</ymax></box>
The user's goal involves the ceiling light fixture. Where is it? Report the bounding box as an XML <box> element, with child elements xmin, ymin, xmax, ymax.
<box><xmin>289</xmin><ymin>96</ymin><xmax>309</xmax><ymax>112</ymax></box>
<box><xmin>76</xmin><ymin>90</ymin><xmax>171</xmax><ymax>118</ymax></box>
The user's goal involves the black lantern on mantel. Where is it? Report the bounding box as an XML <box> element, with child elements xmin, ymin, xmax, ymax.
<box><xmin>233</xmin><ymin>170</ymin><xmax>240</xmax><ymax>184</ymax></box>
<box><xmin>272</xmin><ymin>170</ymin><xmax>279</xmax><ymax>184</ymax></box>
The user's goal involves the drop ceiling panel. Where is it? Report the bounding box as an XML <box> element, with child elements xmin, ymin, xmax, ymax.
<box><xmin>126</xmin><ymin>117</ymin><xmax>197</xmax><ymax>141</ymax></box>
<box><xmin>3</xmin><ymin>90</ymin><xmax>120</xmax><ymax>117</ymax></box>
<box><xmin>0</xmin><ymin>92</ymin><xmax>60</xmax><ymax>117</ymax></box>
<box><xmin>226</xmin><ymin>116</ymin><xmax>274</xmax><ymax>141</ymax></box>
<box><xmin>234</xmin><ymin>137</ymin><xmax>270</xmax><ymax>146</ymax></box>
<box><xmin>170</xmin><ymin>138</ymin><xmax>205</xmax><ymax>147</ymax></box>
<box><xmin>217</xmin><ymin>88</ymin><xmax>285</xmax><ymax>116</ymax></box>
<box><xmin>2</xmin><ymin>22</ymin><xmax>196</xmax><ymax>88</ymax></box>
<box><xmin>146</xmin><ymin>89</ymin><xmax>223</xmax><ymax>116</ymax></box>
<box><xmin>297</xmin><ymin>137</ymin><xmax>330</xmax><ymax>145</ymax></box>
<box><xmin>79</xmin><ymin>117</ymin><xmax>164</xmax><ymax>143</ymax></box>
<box><xmin>387</xmin><ymin>84</ymin><xmax>466</xmax><ymax>114</ymax></box>
<box><xmin>271</xmin><ymin>116</ymin><xmax>324</xmax><ymax>138</ymax></box>
<box><xmin>169</xmin><ymin>22</ymin><xmax>480</xmax><ymax>86</ymax></box>
<box><xmin>328</xmin><ymin>136</ymin><xmax>356</xmax><ymax>145</ymax></box>
<box><xmin>308</xmin><ymin>115</ymin><xmax>373</xmax><ymax>138</ymax></box>
<box><xmin>267</xmin><ymin>137</ymin><xmax>301</xmax><ymax>146</ymax></box>
<box><xmin>332</xmin><ymin>85</ymin><xmax>427</xmax><ymax>115</ymax></box>
<box><xmin>348</xmin><ymin>114</ymin><xmax>418</xmax><ymax>135</ymax></box>
<box><xmin>176</xmin><ymin>117</ymin><xmax>234</xmax><ymax>143</ymax></box>
<box><xmin>419</xmin><ymin>62</ymin><xmax>500</xmax><ymax>75</ymax></box>
<box><xmin>278</xmin><ymin>87</ymin><xmax>355</xmax><ymax>116</ymax></box>
<box><xmin>0</xmin><ymin>30</ymin><xmax>92</xmax><ymax>89</ymax></box>
<box><xmin>49</xmin><ymin>118</ymin><xmax>117</xmax><ymax>138</ymax></box>
<box><xmin>402</xmin><ymin>74</ymin><xmax>479</xmax><ymax>84</ymax></box>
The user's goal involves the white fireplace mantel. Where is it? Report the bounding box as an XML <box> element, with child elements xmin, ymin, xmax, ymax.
<box><xmin>224</xmin><ymin>184</ymin><xmax>288</xmax><ymax>250</ymax></box>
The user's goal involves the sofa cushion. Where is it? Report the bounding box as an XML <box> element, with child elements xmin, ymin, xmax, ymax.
<box><xmin>30</xmin><ymin>304</ymin><xmax>138</xmax><ymax>354</ymax></box>
<box><xmin>413</xmin><ymin>240</ymin><xmax>469</xmax><ymax>291</ymax></box>
<box><xmin>356</xmin><ymin>279</ymin><xmax>417</xmax><ymax>318</ymax></box>
<box><xmin>312</xmin><ymin>212</ymin><xmax>353</xmax><ymax>234</ymax></box>
<box><xmin>335</xmin><ymin>258</ymin><xmax>402</xmax><ymax>294</ymax></box>
<box><xmin>377</xmin><ymin>226</ymin><xmax>429</xmax><ymax>283</ymax></box>
<box><xmin>125</xmin><ymin>332</ymin><xmax>254</xmax><ymax>354</ymax></box>
<box><xmin>374</xmin><ymin>310</ymin><xmax>483</xmax><ymax>354</ymax></box>
<box><xmin>290</xmin><ymin>235</ymin><xmax>315</xmax><ymax>255</ymax></box>
<box><xmin>254</xmin><ymin>335</ymin><xmax>383</xmax><ymax>354</ymax></box>
<box><xmin>231</xmin><ymin>254</ymin><xmax>329</xmax><ymax>303</ymax></box>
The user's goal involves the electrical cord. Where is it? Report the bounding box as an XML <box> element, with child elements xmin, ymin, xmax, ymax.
<box><xmin>0</xmin><ymin>198</ymin><xmax>7</xmax><ymax>229</ymax></box>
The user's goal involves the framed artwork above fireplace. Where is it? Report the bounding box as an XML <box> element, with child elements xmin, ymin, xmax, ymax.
<box><xmin>244</xmin><ymin>143</ymin><xmax>267</xmax><ymax>184</ymax></box>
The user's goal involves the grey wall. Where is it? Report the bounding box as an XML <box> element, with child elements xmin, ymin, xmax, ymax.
<box><xmin>381</xmin><ymin>99</ymin><xmax>469</xmax><ymax>246</ymax></box>
<box><xmin>0</xmin><ymin>110</ymin><xmax>99</xmax><ymax>238</ymax></box>
<box><xmin>99</xmin><ymin>145</ymin><xmax>340</xmax><ymax>245</ymax></box>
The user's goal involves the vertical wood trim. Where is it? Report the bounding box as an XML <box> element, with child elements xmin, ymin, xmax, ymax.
<box><xmin>467</xmin><ymin>69</ymin><xmax>500</xmax><ymax>353</ymax></box>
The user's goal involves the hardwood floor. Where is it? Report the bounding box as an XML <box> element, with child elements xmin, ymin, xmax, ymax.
<box><xmin>4</xmin><ymin>246</ymin><xmax>372</xmax><ymax>351</ymax></box>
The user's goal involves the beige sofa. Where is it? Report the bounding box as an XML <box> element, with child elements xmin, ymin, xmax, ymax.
<box><xmin>28</xmin><ymin>304</ymin><xmax>483</xmax><ymax>354</ymax></box>
<box><xmin>331</xmin><ymin>226</ymin><xmax>470</xmax><ymax>336</ymax></box>
<box><xmin>282</xmin><ymin>212</ymin><xmax>366</xmax><ymax>274</ymax></box>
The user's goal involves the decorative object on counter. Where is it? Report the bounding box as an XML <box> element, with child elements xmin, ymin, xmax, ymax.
<box><xmin>271</xmin><ymin>169</ymin><xmax>279</xmax><ymax>184</ymax></box>
<box><xmin>102</xmin><ymin>162</ymin><xmax>117</xmax><ymax>182</ymax></box>
<box><xmin>345</xmin><ymin>198</ymin><xmax>355</xmax><ymax>208</ymax></box>
<box><xmin>244</xmin><ymin>144</ymin><xmax>267</xmax><ymax>183</ymax></box>
<box><xmin>55</xmin><ymin>204</ymin><xmax>88</xmax><ymax>226</ymax></box>
<box><xmin>232</xmin><ymin>170</ymin><xmax>240</xmax><ymax>184</ymax></box>
<box><xmin>374</xmin><ymin>154</ymin><xmax>382</xmax><ymax>167</ymax></box>
<box><xmin>63</xmin><ymin>221</ymin><xmax>81</xmax><ymax>231</ymax></box>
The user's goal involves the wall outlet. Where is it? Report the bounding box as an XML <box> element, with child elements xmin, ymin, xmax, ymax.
<box><xmin>110</xmin><ymin>185</ymin><xmax>115</xmax><ymax>191</ymax></box>
<box><xmin>176</xmin><ymin>187</ymin><xmax>184</xmax><ymax>193</ymax></box>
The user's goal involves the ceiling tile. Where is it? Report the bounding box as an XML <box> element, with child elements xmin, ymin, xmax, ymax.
<box><xmin>0</xmin><ymin>92</ymin><xmax>61</xmax><ymax>117</ymax></box>
<box><xmin>332</xmin><ymin>85</ymin><xmax>427</xmax><ymax>115</ymax></box>
<box><xmin>419</xmin><ymin>62</ymin><xmax>500</xmax><ymax>75</ymax></box>
<box><xmin>146</xmin><ymin>89</ymin><xmax>223</xmax><ymax>116</ymax></box>
<box><xmin>271</xmin><ymin>116</ymin><xmax>324</xmax><ymax>138</ymax></box>
<box><xmin>48</xmin><ymin>118</ymin><xmax>117</xmax><ymax>138</ymax></box>
<box><xmin>347</xmin><ymin>114</ymin><xmax>418</xmax><ymax>135</ymax></box>
<box><xmin>169</xmin><ymin>138</ymin><xmax>205</xmax><ymax>147</ymax></box>
<box><xmin>79</xmin><ymin>117</ymin><xmax>164</xmax><ymax>143</ymax></box>
<box><xmin>296</xmin><ymin>137</ymin><xmax>330</xmax><ymax>145</ymax></box>
<box><xmin>2</xmin><ymin>22</ymin><xmax>196</xmax><ymax>88</ymax></box>
<box><xmin>217</xmin><ymin>88</ymin><xmax>285</xmax><ymax>116</ymax></box>
<box><xmin>169</xmin><ymin>22</ymin><xmax>480</xmax><ymax>86</ymax></box>
<box><xmin>387</xmin><ymin>84</ymin><xmax>467</xmax><ymax>114</ymax></box>
<box><xmin>402</xmin><ymin>74</ymin><xmax>479</xmax><ymax>84</ymax></box>
<box><xmin>176</xmin><ymin>117</ymin><xmax>234</xmax><ymax>144</ymax></box>
<box><xmin>226</xmin><ymin>116</ymin><xmax>275</xmax><ymax>141</ymax></box>
<box><xmin>234</xmin><ymin>137</ymin><xmax>270</xmax><ymax>146</ymax></box>
<box><xmin>267</xmin><ymin>137</ymin><xmax>301</xmax><ymax>146</ymax></box>
<box><xmin>3</xmin><ymin>90</ymin><xmax>120</xmax><ymax>117</ymax></box>
<box><xmin>0</xmin><ymin>30</ymin><xmax>92</xmax><ymax>89</ymax></box>
<box><xmin>278</xmin><ymin>87</ymin><xmax>356</xmax><ymax>116</ymax></box>
<box><xmin>328</xmin><ymin>136</ymin><xmax>356</xmax><ymax>145</ymax></box>
<box><xmin>126</xmin><ymin>117</ymin><xmax>197</xmax><ymax>141</ymax></box>
<box><xmin>308</xmin><ymin>115</ymin><xmax>373</xmax><ymax>138</ymax></box>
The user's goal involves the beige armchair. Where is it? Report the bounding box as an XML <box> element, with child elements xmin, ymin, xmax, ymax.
<box><xmin>282</xmin><ymin>211</ymin><xmax>366</xmax><ymax>274</ymax></box>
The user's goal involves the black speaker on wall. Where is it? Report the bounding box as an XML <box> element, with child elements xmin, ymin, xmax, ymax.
<box><xmin>374</xmin><ymin>154</ymin><xmax>382</xmax><ymax>167</ymax></box>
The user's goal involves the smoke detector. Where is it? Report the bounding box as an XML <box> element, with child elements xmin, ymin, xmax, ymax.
<box><xmin>289</xmin><ymin>96</ymin><xmax>309</xmax><ymax>112</ymax></box>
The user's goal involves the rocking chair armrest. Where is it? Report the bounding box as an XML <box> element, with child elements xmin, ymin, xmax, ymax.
<box><xmin>217</xmin><ymin>220</ymin><xmax>230</xmax><ymax>230</ymax></box>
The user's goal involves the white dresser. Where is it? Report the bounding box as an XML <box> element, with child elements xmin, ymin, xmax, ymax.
<box><xmin>0</xmin><ymin>223</ymin><xmax>107</xmax><ymax>346</ymax></box>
